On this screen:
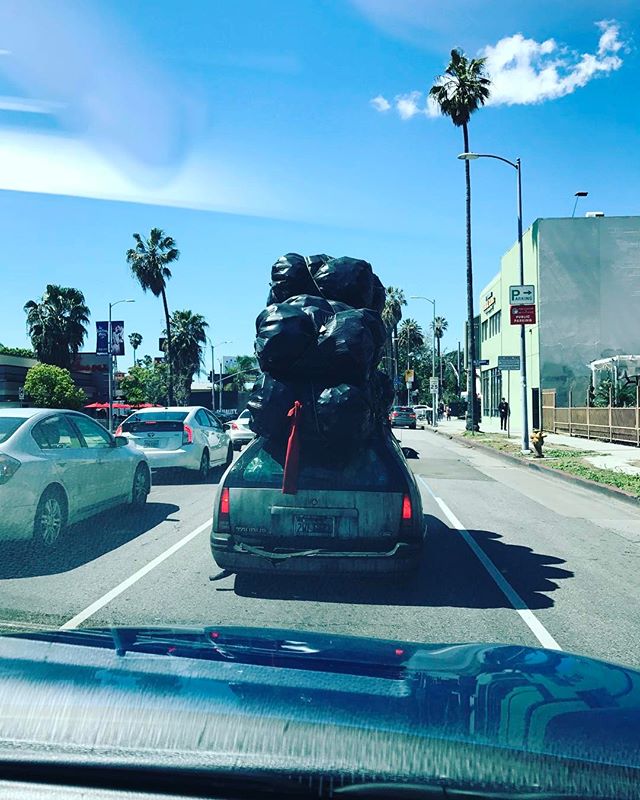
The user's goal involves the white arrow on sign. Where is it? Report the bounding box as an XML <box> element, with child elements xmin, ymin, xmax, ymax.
<box><xmin>509</xmin><ymin>284</ymin><xmax>535</xmax><ymax>305</ymax></box>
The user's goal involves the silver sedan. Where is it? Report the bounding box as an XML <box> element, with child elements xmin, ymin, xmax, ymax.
<box><xmin>0</xmin><ymin>408</ymin><xmax>150</xmax><ymax>551</ymax></box>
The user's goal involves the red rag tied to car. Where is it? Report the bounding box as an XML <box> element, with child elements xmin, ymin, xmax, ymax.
<box><xmin>282</xmin><ymin>400</ymin><xmax>303</xmax><ymax>495</ymax></box>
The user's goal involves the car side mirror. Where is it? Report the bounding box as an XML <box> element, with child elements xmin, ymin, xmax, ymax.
<box><xmin>114</xmin><ymin>436</ymin><xmax>129</xmax><ymax>447</ymax></box>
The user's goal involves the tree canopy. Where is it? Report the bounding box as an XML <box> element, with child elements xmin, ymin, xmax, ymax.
<box><xmin>24</xmin><ymin>364</ymin><xmax>86</xmax><ymax>409</ymax></box>
<box><xmin>24</xmin><ymin>285</ymin><xmax>90</xmax><ymax>370</ymax></box>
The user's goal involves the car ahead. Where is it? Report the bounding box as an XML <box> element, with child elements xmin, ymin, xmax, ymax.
<box><xmin>117</xmin><ymin>406</ymin><xmax>233</xmax><ymax>481</ymax></box>
<box><xmin>0</xmin><ymin>408</ymin><xmax>150</xmax><ymax>550</ymax></box>
<box><xmin>389</xmin><ymin>406</ymin><xmax>417</xmax><ymax>429</ymax></box>
<box><xmin>210</xmin><ymin>430</ymin><xmax>425</xmax><ymax>575</ymax></box>
<box><xmin>226</xmin><ymin>409</ymin><xmax>256</xmax><ymax>451</ymax></box>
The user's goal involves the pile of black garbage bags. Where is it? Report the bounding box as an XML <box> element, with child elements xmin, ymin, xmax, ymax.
<box><xmin>247</xmin><ymin>253</ymin><xmax>394</xmax><ymax>445</ymax></box>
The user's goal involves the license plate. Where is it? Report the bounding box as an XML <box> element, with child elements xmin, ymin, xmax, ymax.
<box><xmin>143</xmin><ymin>439</ymin><xmax>160</xmax><ymax>448</ymax></box>
<box><xmin>294</xmin><ymin>515</ymin><xmax>335</xmax><ymax>536</ymax></box>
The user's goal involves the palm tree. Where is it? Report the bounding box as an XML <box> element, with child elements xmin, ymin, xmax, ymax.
<box><xmin>381</xmin><ymin>286</ymin><xmax>407</xmax><ymax>395</ymax></box>
<box><xmin>168</xmin><ymin>310</ymin><xmax>208</xmax><ymax>405</ymax></box>
<box><xmin>430</xmin><ymin>49</ymin><xmax>491</xmax><ymax>430</ymax></box>
<box><xmin>431</xmin><ymin>315</ymin><xmax>449</xmax><ymax>387</ymax></box>
<box><xmin>24</xmin><ymin>285</ymin><xmax>90</xmax><ymax>370</ymax></box>
<box><xmin>126</xmin><ymin>228</ymin><xmax>180</xmax><ymax>404</ymax></box>
<box><xmin>128</xmin><ymin>332</ymin><xmax>143</xmax><ymax>366</ymax></box>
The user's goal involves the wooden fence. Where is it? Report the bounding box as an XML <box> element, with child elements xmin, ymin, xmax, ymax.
<box><xmin>542</xmin><ymin>388</ymin><xmax>640</xmax><ymax>446</ymax></box>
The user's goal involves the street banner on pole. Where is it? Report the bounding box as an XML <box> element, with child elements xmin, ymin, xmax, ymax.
<box><xmin>96</xmin><ymin>321</ymin><xmax>109</xmax><ymax>355</ymax></box>
<box><xmin>109</xmin><ymin>321</ymin><xmax>125</xmax><ymax>355</ymax></box>
<box><xmin>510</xmin><ymin>305</ymin><xmax>536</xmax><ymax>325</ymax></box>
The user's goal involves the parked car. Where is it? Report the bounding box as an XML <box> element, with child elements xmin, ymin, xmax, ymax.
<box><xmin>389</xmin><ymin>406</ymin><xmax>417</xmax><ymax>429</ymax></box>
<box><xmin>226</xmin><ymin>409</ymin><xmax>256</xmax><ymax>451</ymax></box>
<box><xmin>0</xmin><ymin>408</ymin><xmax>150</xmax><ymax>550</ymax></box>
<box><xmin>412</xmin><ymin>405</ymin><xmax>432</xmax><ymax>427</ymax></box>
<box><xmin>117</xmin><ymin>406</ymin><xmax>232</xmax><ymax>480</ymax></box>
<box><xmin>210</xmin><ymin>430</ymin><xmax>425</xmax><ymax>575</ymax></box>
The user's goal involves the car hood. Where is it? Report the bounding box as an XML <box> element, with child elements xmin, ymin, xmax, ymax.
<box><xmin>0</xmin><ymin>626</ymin><xmax>639</xmax><ymax>797</ymax></box>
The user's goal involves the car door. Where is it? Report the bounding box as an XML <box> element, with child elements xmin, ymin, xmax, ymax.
<box><xmin>203</xmin><ymin>409</ymin><xmax>227</xmax><ymax>464</ymax></box>
<box><xmin>68</xmin><ymin>414</ymin><xmax>130</xmax><ymax>508</ymax></box>
<box><xmin>31</xmin><ymin>414</ymin><xmax>92</xmax><ymax>519</ymax></box>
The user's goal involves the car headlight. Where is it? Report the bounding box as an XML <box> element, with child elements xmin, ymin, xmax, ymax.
<box><xmin>0</xmin><ymin>453</ymin><xmax>21</xmax><ymax>484</ymax></box>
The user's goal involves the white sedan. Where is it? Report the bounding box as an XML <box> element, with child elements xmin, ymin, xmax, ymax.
<box><xmin>0</xmin><ymin>408</ymin><xmax>150</xmax><ymax>550</ymax></box>
<box><xmin>118</xmin><ymin>406</ymin><xmax>233</xmax><ymax>480</ymax></box>
<box><xmin>226</xmin><ymin>409</ymin><xmax>256</xmax><ymax>451</ymax></box>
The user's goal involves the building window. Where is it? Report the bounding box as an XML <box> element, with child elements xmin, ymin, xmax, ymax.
<box><xmin>481</xmin><ymin>320</ymin><xmax>488</xmax><ymax>342</ymax></box>
<box><xmin>487</xmin><ymin>310</ymin><xmax>501</xmax><ymax>338</ymax></box>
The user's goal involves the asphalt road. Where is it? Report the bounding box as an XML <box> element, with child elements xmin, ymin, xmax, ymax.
<box><xmin>2</xmin><ymin>428</ymin><xmax>640</xmax><ymax>669</ymax></box>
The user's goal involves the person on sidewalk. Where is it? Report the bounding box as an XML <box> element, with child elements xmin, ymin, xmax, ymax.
<box><xmin>498</xmin><ymin>397</ymin><xmax>510</xmax><ymax>431</ymax></box>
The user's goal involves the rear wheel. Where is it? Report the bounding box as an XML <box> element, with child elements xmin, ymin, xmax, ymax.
<box><xmin>410</xmin><ymin>423</ymin><xmax>416</xmax><ymax>430</ymax></box>
<box><xmin>33</xmin><ymin>486</ymin><xmax>67</xmax><ymax>552</ymax></box>
<box><xmin>130</xmin><ymin>463</ymin><xmax>150</xmax><ymax>509</ymax></box>
<box><xmin>198</xmin><ymin>449</ymin><xmax>210</xmax><ymax>481</ymax></box>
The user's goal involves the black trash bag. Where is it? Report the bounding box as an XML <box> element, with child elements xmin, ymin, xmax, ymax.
<box><xmin>317</xmin><ymin>309</ymin><xmax>384</xmax><ymax>385</ymax></box>
<box><xmin>246</xmin><ymin>375</ymin><xmax>299</xmax><ymax>439</ymax></box>
<box><xmin>305</xmin><ymin>383</ymin><xmax>373</xmax><ymax>442</ymax></box>
<box><xmin>305</xmin><ymin>253</ymin><xmax>333</xmax><ymax>273</ymax></box>
<box><xmin>267</xmin><ymin>253</ymin><xmax>317</xmax><ymax>304</ymax></box>
<box><xmin>370</xmin><ymin>274</ymin><xmax>386</xmax><ymax>314</ymax></box>
<box><xmin>326</xmin><ymin>299</ymin><xmax>351</xmax><ymax>315</ymax></box>
<box><xmin>310</xmin><ymin>256</ymin><xmax>374</xmax><ymax>309</ymax></box>
<box><xmin>283</xmin><ymin>294</ymin><xmax>335</xmax><ymax>330</ymax></box>
<box><xmin>360</xmin><ymin>308</ymin><xmax>387</xmax><ymax>351</ymax></box>
<box><xmin>371</xmin><ymin>370</ymin><xmax>395</xmax><ymax>416</ymax></box>
<box><xmin>255</xmin><ymin>303</ymin><xmax>318</xmax><ymax>379</ymax></box>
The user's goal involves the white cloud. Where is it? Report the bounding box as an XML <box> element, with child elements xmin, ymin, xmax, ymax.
<box><xmin>370</xmin><ymin>94</ymin><xmax>391</xmax><ymax>112</ymax></box>
<box><xmin>370</xmin><ymin>20</ymin><xmax>626</xmax><ymax>118</ymax></box>
<box><xmin>483</xmin><ymin>20</ymin><xmax>625</xmax><ymax>106</ymax></box>
<box><xmin>0</xmin><ymin>95</ymin><xmax>64</xmax><ymax>114</ymax></box>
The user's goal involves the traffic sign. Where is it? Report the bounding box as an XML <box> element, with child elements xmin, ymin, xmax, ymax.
<box><xmin>394</xmin><ymin>376</ymin><xmax>403</xmax><ymax>388</ymax></box>
<box><xmin>510</xmin><ymin>304</ymin><xmax>537</xmax><ymax>325</ymax></box>
<box><xmin>18</xmin><ymin>386</ymin><xmax>24</xmax><ymax>401</ymax></box>
<box><xmin>404</xmin><ymin>369</ymin><xmax>414</xmax><ymax>383</ymax></box>
<box><xmin>429</xmin><ymin>377</ymin><xmax>439</xmax><ymax>392</ymax></box>
<box><xmin>498</xmin><ymin>355</ymin><xmax>520</xmax><ymax>371</ymax></box>
<box><xmin>509</xmin><ymin>284</ymin><xmax>535</xmax><ymax>305</ymax></box>
<box><xmin>473</xmin><ymin>359</ymin><xmax>489</xmax><ymax>367</ymax></box>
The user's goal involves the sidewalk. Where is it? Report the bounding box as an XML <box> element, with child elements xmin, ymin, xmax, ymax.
<box><xmin>433</xmin><ymin>416</ymin><xmax>640</xmax><ymax>476</ymax></box>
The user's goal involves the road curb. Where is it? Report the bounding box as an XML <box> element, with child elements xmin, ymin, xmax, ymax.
<box><xmin>427</xmin><ymin>428</ymin><xmax>640</xmax><ymax>509</ymax></box>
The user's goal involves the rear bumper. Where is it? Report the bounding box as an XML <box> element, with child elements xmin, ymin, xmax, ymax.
<box><xmin>144</xmin><ymin>447</ymin><xmax>200</xmax><ymax>470</ymax></box>
<box><xmin>211</xmin><ymin>536</ymin><xmax>421</xmax><ymax>574</ymax></box>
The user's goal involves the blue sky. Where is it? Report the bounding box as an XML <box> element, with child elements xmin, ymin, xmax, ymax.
<box><xmin>1</xmin><ymin>0</ymin><xmax>638</xmax><ymax>373</ymax></box>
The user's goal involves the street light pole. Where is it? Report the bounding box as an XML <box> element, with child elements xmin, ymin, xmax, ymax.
<box><xmin>410</xmin><ymin>296</ymin><xmax>438</xmax><ymax>428</ymax></box>
<box><xmin>207</xmin><ymin>339</ymin><xmax>231</xmax><ymax>412</ymax></box>
<box><xmin>107</xmin><ymin>298</ymin><xmax>134</xmax><ymax>433</ymax></box>
<box><xmin>458</xmin><ymin>152</ymin><xmax>530</xmax><ymax>453</ymax></box>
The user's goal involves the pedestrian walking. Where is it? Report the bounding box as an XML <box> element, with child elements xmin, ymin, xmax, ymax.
<box><xmin>446</xmin><ymin>405</ymin><xmax>451</xmax><ymax>421</ymax></box>
<box><xmin>498</xmin><ymin>397</ymin><xmax>510</xmax><ymax>431</ymax></box>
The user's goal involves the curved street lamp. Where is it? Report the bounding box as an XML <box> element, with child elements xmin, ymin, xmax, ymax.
<box><xmin>108</xmin><ymin>298</ymin><xmax>135</xmax><ymax>432</ymax></box>
<box><xmin>458</xmin><ymin>152</ymin><xmax>530</xmax><ymax>453</ymax></box>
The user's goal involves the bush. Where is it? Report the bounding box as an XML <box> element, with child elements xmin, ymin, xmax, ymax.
<box><xmin>0</xmin><ymin>344</ymin><xmax>36</xmax><ymax>359</ymax></box>
<box><xmin>24</xmin><ymin>364</ymin><xmax>86</xmax><ymax>409</ymax></box>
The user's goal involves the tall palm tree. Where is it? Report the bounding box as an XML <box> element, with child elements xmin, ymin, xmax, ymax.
<box><xmin>128</xmin><ymin>332</ymin><xmax>143</xmax><ymax>366</ymax></box>
<box><xmin>126</xmin><ymin>228</ymin><xmax>180</xmax><ymax>404</ymax></box>
<box><xmin>381</xmin><ymin>286</ymin><xmax>407</xmax><ymax>395</ymax></box>
<box><xmin>431</xmin><ymin>315</ymin><xmax>449</xmax><ymax>387</ymax></box>
<box><xmin>24</xmin><ymin>285</ymin><xmax>90</xmax><ymax>370</ymax></box>
<box><xmin>430</xmin><ymin>49</ymin><xmax>491</xmax><ymax>430</ymax></box>
<box><xmin>168</xmin><ymin>310</ymin><xmax>208</xmax><ymax>405</ymax></box>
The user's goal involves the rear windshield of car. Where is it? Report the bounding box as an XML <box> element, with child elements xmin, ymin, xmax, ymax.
<box><xmin>0</xmin><ymin>417</ymin><xmax>27</xmax><ymax>443</ymax></box>
<box><xmin>226</xmin><ymin>437</ymin><xmax>407</xmax><ymax>492</ymax></box>
<box><xmin>392</xmin><ymin>407</ymin><xmax>413</xmax><ymax>413</ymax></box>
<box><xmin>122</xmin><ymin>411</ymin><xmax>188</xmax><ymax>433</ymax></box>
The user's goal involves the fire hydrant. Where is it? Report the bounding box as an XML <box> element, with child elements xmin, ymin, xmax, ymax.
<box><xmin>531</xmin><ymin>429</ymin><xmax>546</xmax><ymax>458</ymax></box>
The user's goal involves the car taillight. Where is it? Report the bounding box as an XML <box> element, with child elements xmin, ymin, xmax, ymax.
<box><xmin>219</xmin><ymin>487</ymin><xmax>230</xmax><ymax>531</ymax></box>
<box><xmin>401</xmin><ymin>494</ymin><xmax>412</xmax><ymax>521</ymax></box>
<box><xmin>0</xmin><ymin>454</ymin><xmax>20</xmax><ymax>485</ymax></box>
<box><xmin>409</xmin><ymin>414</ymin><xmax>416</xmax><ymax>419</ymax></box>
<box><xmin>231</xmin><ymin>422</ymin><xmax>239</xmax><ymax>430</ymax></box>
<box><xmin>182</xmin><ymin>424</ymin><xmax>193</xmax><ymax>444</ymax></box>
<box><xmin>115</xmin><ymin>425</ymin><xmax>123</xmax><ymax>436</ymax></box>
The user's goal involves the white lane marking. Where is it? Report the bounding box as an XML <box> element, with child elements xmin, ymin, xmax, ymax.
<box><xmin>60</xmin><ymin>518</ymin><xmax>213</xmax><ymax>630</ymax></box>
<box><xmin>417</xmin><ymin>475</ymin><xmax>561</xmax><ymax>651</ymax></box>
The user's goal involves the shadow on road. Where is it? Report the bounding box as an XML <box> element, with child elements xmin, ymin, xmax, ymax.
<box><xmin>150</xmin><ymin>468</ymin><xmax>225</xmax><ymax>486</ymax></box>
<box><xmin>233</xmin><ymin>514</ymin><xmax>573</xmax><ymax>610</ymax></box>
<box><xmin>0</xmin><ymin>502</ymin><xmax>180</xmax><ymax>579</ymax></box>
